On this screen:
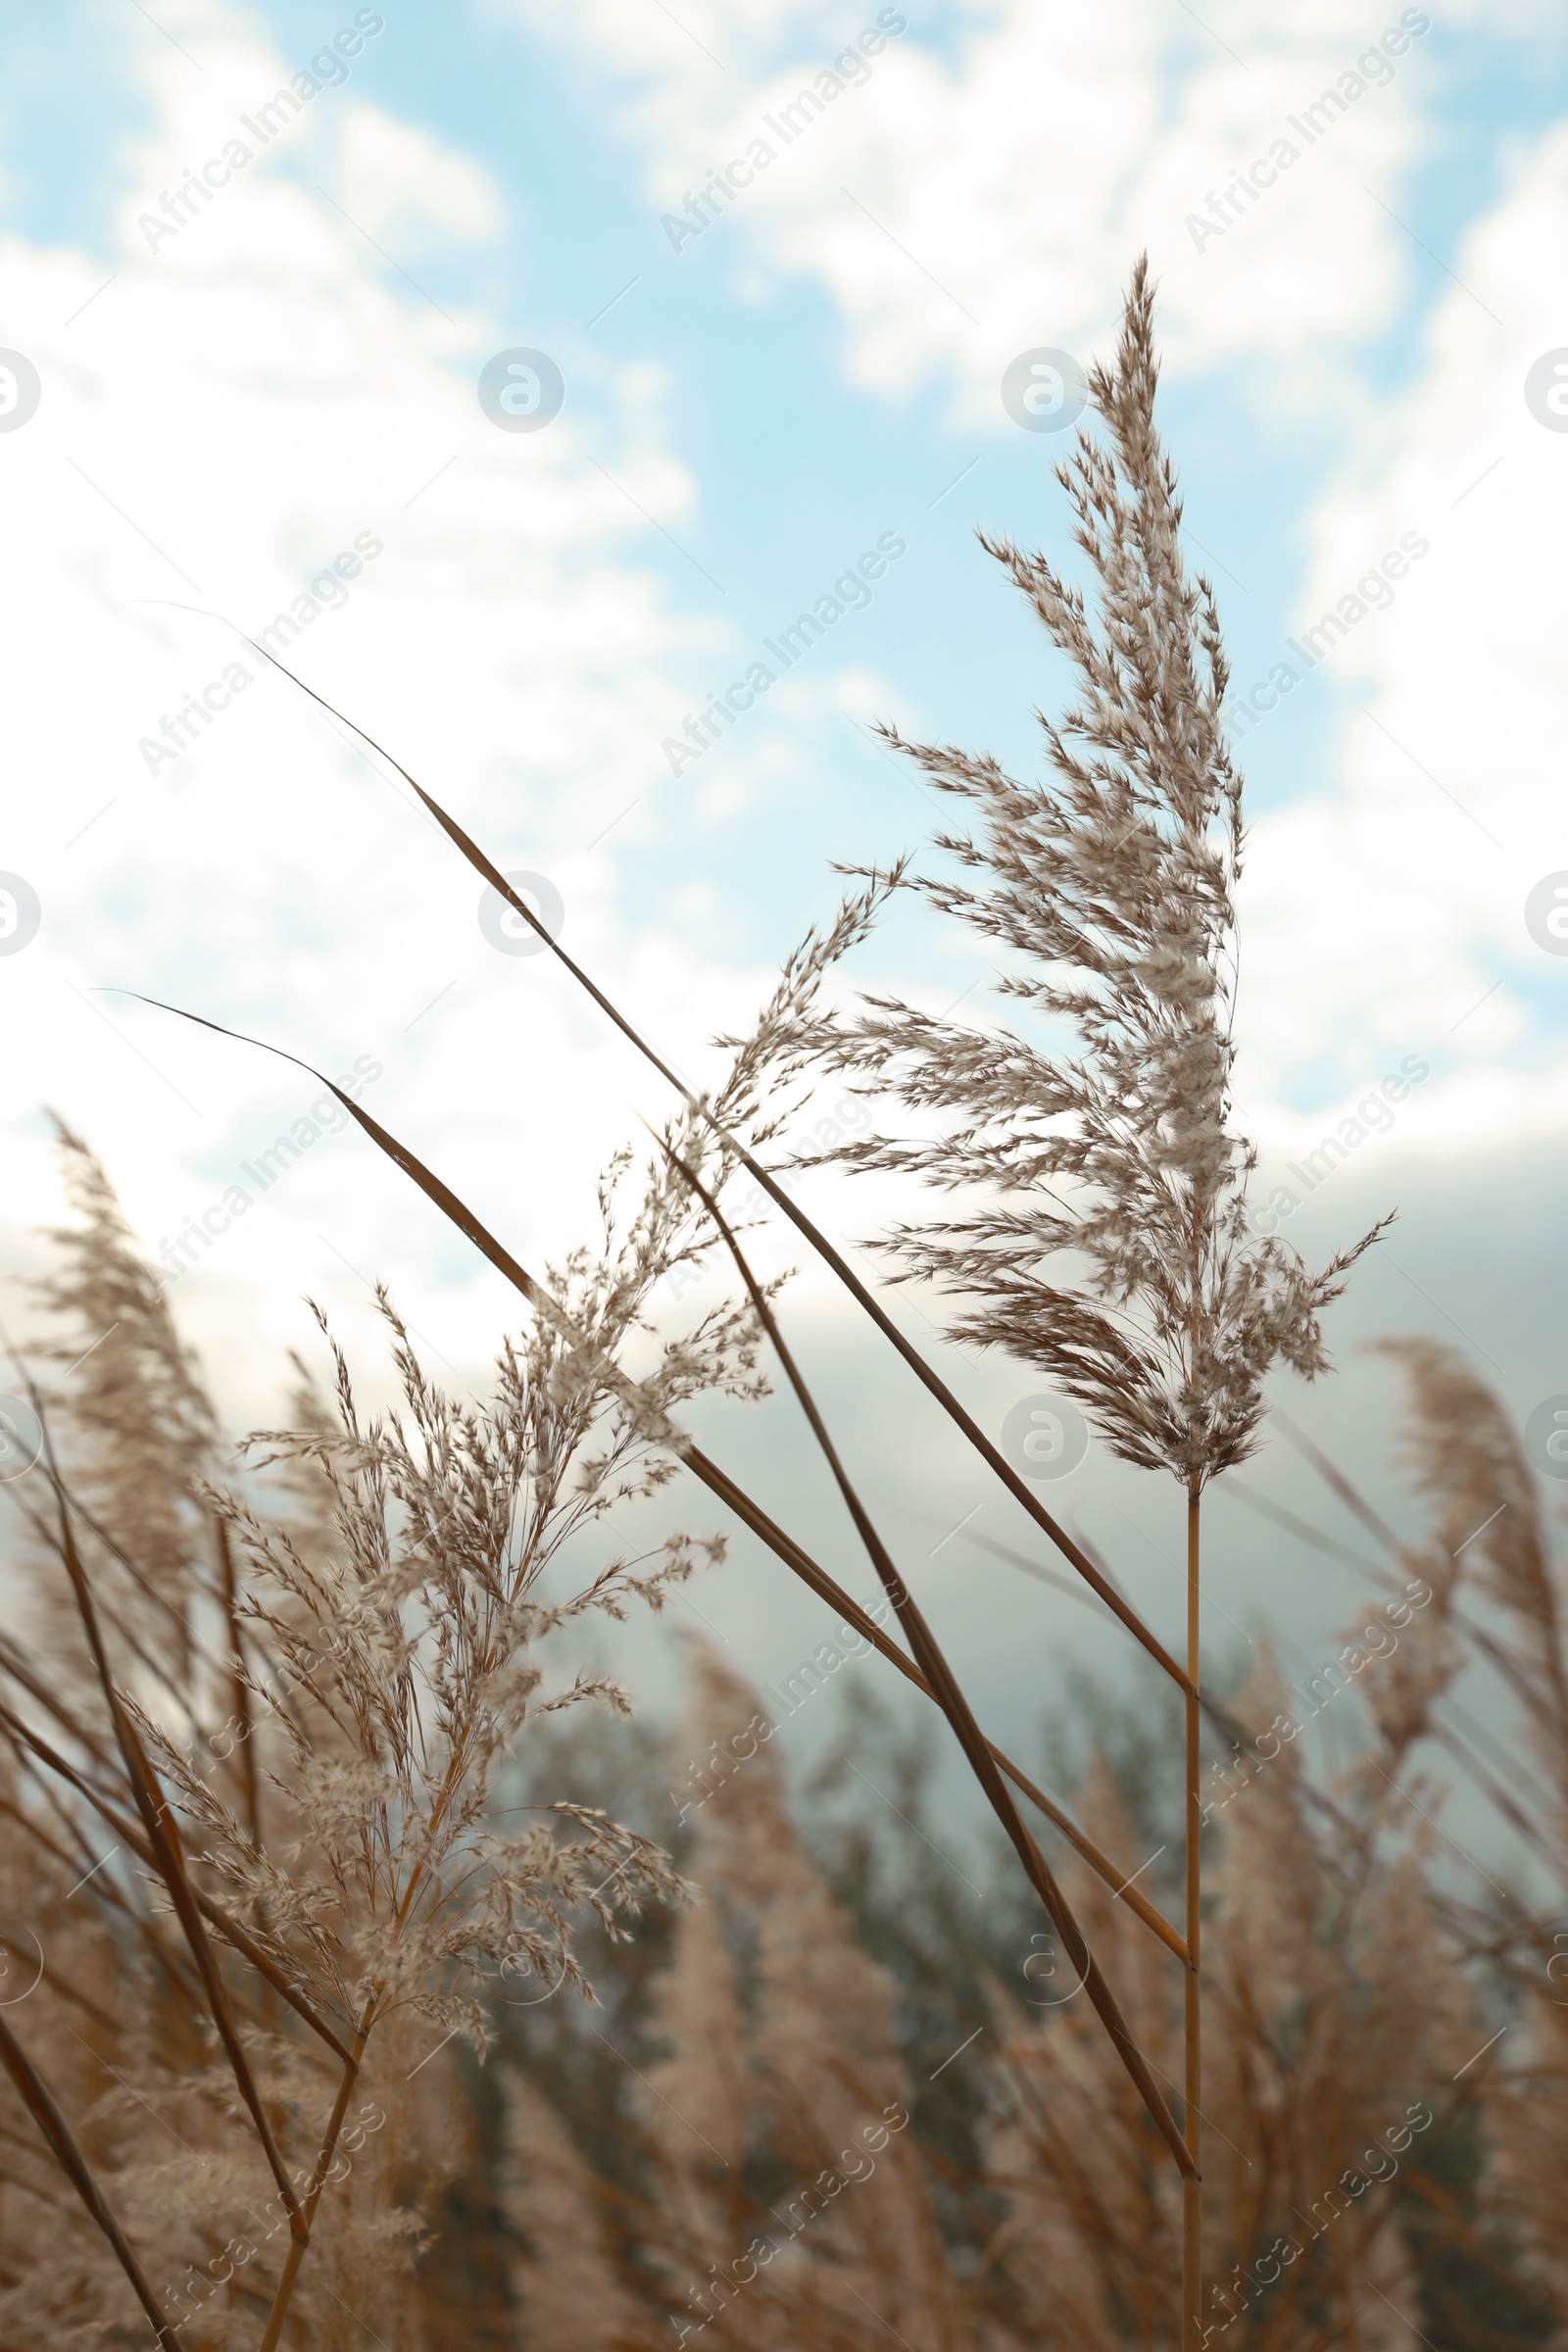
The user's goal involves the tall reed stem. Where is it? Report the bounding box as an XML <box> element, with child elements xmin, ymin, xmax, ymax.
<box><xmin>257</xmin><ymin>2008</ymin><xmax>373</xmax><ymax>2352</ymax></box>
<box><xmin>1183</xmin><ymin>1478</ymin><xmax>1202</xmax><ymax>2350</ymax></box>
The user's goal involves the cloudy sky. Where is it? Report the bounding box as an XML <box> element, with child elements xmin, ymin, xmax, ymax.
<box><xmin>3</xmin><ymin>0</ymin><xmax>1568</xmax><ymax>1831</ymax></box>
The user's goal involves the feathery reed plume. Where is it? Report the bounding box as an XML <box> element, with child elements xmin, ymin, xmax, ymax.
<box><xmin>640</xmin><ymin>1642</ymin><xmax>976</xmax><ymax>2352</ymax></box>
<box><xmin>1359</xmin><ymin>1342</ymin><xmax>1568</xmax><ymax>2330</ymax></box>
<box><xmin>27</xmin><ymin>1113</ymin><xmax>222</xmax><ymax>1698</ymax></box>
<box><xmin>1372</xmin><ymin>1340</ymin><xmax>1568</xmax><ymax>1785</ymax></box>
<box><xmin>501</xmin><ymin>2068</ymin><xmax>649</xmax><ymax>2349</ymax></box>
<box><xmin>117</xmin><ymin>261</ymin><xmax>1386</xmax><ymax>2341</ymax></box>
<box><xmin>990</xmin><ymin>1691</ymin><xmax>1479</xmax><ymax>2351</ymax></box>
<box><xmin>36</xmin><ymin>263</ymin><xmax>1465</xmax><ymax>2344</ymax></box>
<box><xmin>493</xmin><ymin>1592</ymin><xmax>1553</xmax><ymax>2352</ymax></box>
<box><xmin>755</xmin><ymin>256</ymin><xmax>1387</xmax><ymax>2346</ymax></box>
<box><xmin>5</xmin><ymin>1129</ymin><xmax>1563</xmax><ymax>2351</ymax></box>
<box><xmin>1</xmin><ymin>1129</ymin><xmax>755</xmax><ymax>2348</ymax></box>
<box><xmin>784</xmin><ymin>263</ymin><xmax>1382</xmax><ymax>1478</ymax></box>
<box><xmin>1214</xmin><ymin>1338</ymin><xmax>1568</xmax><ymax>2343</ymax></box>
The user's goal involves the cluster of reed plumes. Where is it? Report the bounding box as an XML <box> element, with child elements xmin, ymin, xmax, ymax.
<box><xmin>495</xmin><ymin>1398</ymin><xmax>1568</xmax><ymax>2352</ymax></box>
<box><xmin>4</xmin><ymin>255</ymin><xmax>1561</xmax><ymax>2349</ymax></box>
<box><xmin>0</xmin><ymin>1144</ymin><xmax>1564</xmax><ymax>2350</ymax></box>
<box><xmin>0</xmin><ymin>1119</ymin><xmax>750</xmax><ymax>2347</ymax></box>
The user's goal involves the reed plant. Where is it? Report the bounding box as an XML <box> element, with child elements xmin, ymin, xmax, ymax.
<box><xmin>0</xmin><ymin>1122</ymin><xmax>731</xmax><ymax>2345</ymax></box>
<box><xmin>680</xmin><ymin>254</ymin><xmax>1386</xmax><ymax>2339</ymax></box>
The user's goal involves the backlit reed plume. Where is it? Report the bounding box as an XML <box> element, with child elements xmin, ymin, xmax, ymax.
<box><xmin>755</xmin><ymin>256</ymin><xmax>1386</xmax><ymax>2344</ymax></box>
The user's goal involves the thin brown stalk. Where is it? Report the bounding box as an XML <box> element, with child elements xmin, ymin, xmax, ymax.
<box><xmin>693</xmin><ymin>1438</ymin><xmax>1190</xmax><ymax>1958</ymax></box>
<box><xmin>214</xmin><ymin>1512</ymin><xmax>264</xmax><ymax>1851</ymax></box>
<box><xmin>0</xmin><ymin>2008</ymin><xmax>177</xmax><ymax>2348</ymax></box>
<box><xmin>656</xmin><ymin>1130</ymin><xmax>1195</xmax><ymax>2177</ymax></box>
<box><xmin>257</xmin><ymin>2002</ymin><xmax>374</xmax><ymax>2352</ymax></box>
<box><xmin>647</xmin><ymin>1134</ymin><xmax>1193</xmax><ymax>1967</ymax></box>
<box><xmin>13</xmin><ymin>1391</ymin><xmax>335</xmax><ymax>2062</ymax></box>
<box><xmin>28</xmin><ymin>1421</ymin><xmax>310</xmax><ymax>2243</ymax></box>
<box><xmin>1</xmin><ymin>1479</ymin><xmax>226</xmax><ymax>1730</ymax></box>
<box><xmin>0</xmin><ymin>1370</ymin><xmax>230</xmax><ymax>1659</ymax></box>
<box><xmin>0</xmin><ymin>1707</ymin><xmax>209</xmax><ymax>2010</ymax></box>
<box><xmin>689</xmin><ymin>1438</ymin><xmax>1189</xmax><ymax>1958</ymax></box>
<box><xmin>1182</xmin><ymin>1477</ymin><xmax>1201</xmax><ymax>2352</ymax></box>
<box><xmin>0</xmin><ymin>1917</ymin><xmax>121</xmax><ymax>2037</ymax></box>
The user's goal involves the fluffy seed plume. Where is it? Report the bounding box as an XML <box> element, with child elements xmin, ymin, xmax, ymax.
<box><xmin>784</xmin><ymin>257</ymin><xmax>1385</xmax><ymax>1486</ymax></box>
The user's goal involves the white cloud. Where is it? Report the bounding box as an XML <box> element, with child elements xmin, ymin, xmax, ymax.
<box><xmin>495</xmin><ymin>0</ymin><xmax>1473</xmax><ymax>408</ymax></box>
<box><xmin>493</xmin><ymin>0</ymin><xmax>1568</xmax><ymax>1150</ymax></box>
<box><xmin>1236</xmin><ymin>115</ymin><xmax>1568</xmax><ymax>1134</ymax></box>
<box><xmin>334</xmin><ymin>104</ymin><xmax>506</xmax><ymax>249</ymax></box>
<box><xmin>0</xmin><ymin>0</ymin><xmax>801</xmax><ymax>1411</ymax></box>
